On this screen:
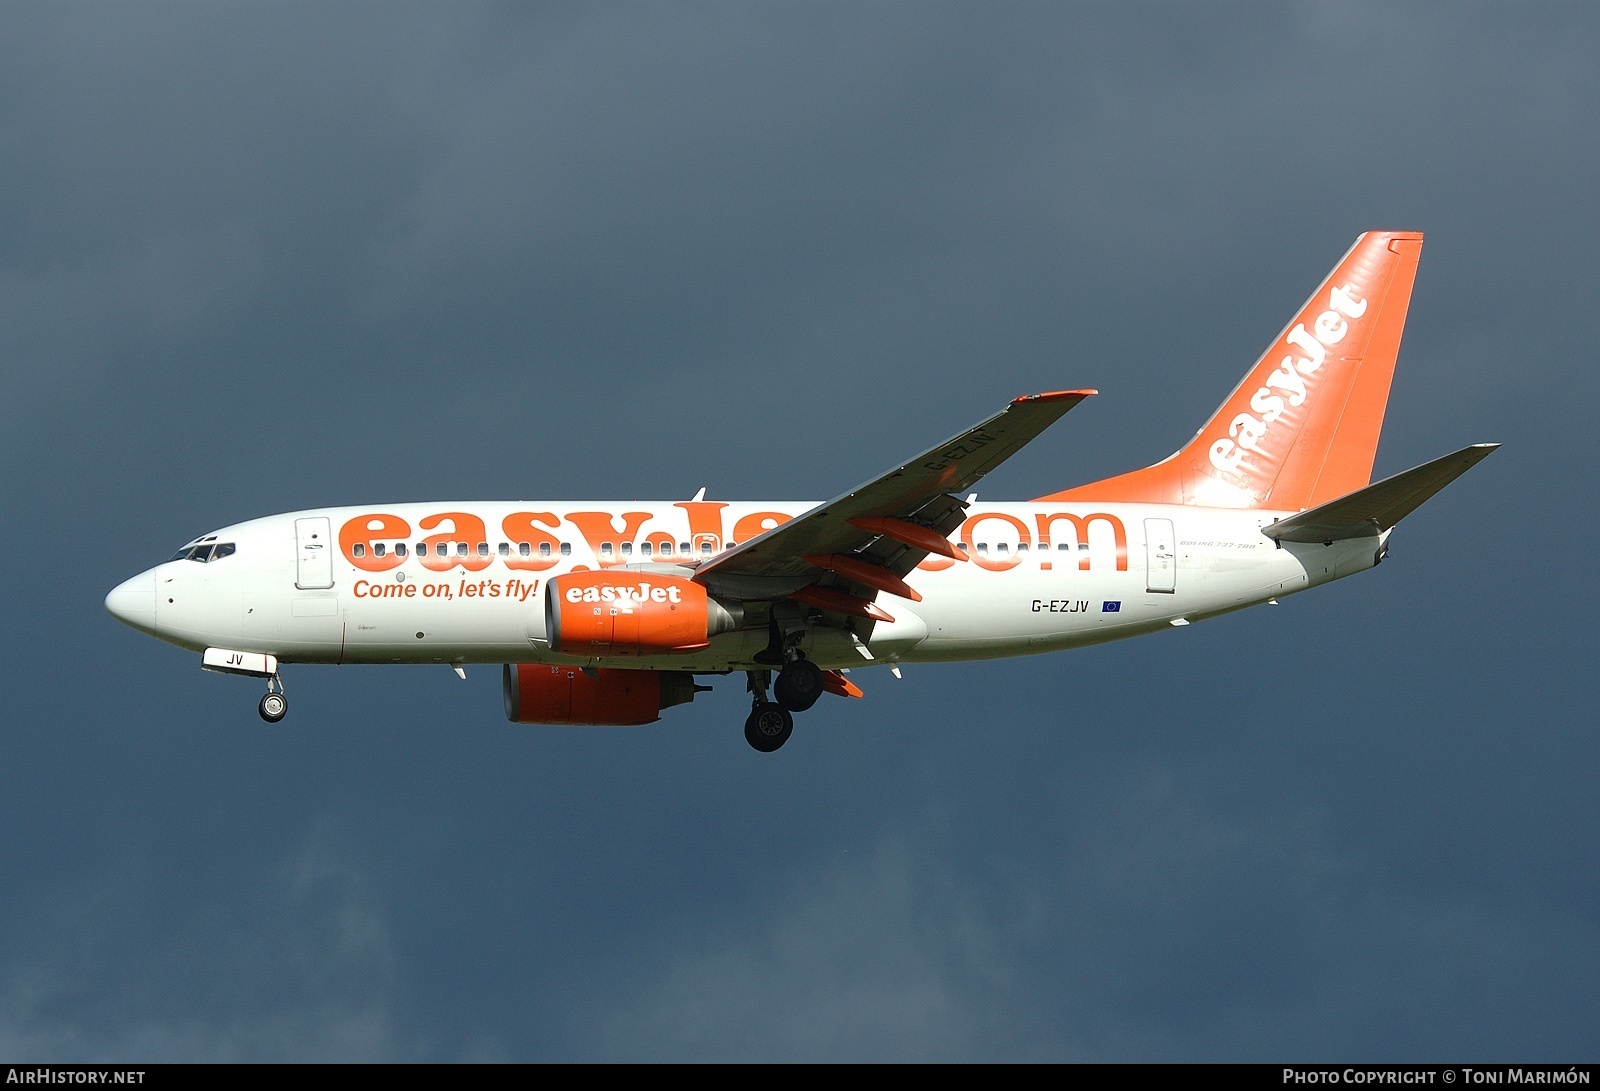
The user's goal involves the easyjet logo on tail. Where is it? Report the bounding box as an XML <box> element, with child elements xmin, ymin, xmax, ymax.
<box><xmin>1208</xmin><ymin>283</ymin><xmax>1368</xmax><ymax>479</ymax></box>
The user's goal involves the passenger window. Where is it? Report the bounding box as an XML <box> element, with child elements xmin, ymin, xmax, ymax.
<box><xmin>1058</xmin><ymin>542</ymin><xmax>1070</xmax><ymax>551</ymax></box>
<box><xmin>353</xmin><ymin>543</ymin><xmax>366</xmax><ymax>558</ymax></box>
<box><xmin>958</xmin><ymin>543</ymin><xmax>971</xmax><ymax>554</ymax></box>
<box><xmin>601</xmin><ymin>543</ymin><xmax>614</xmax><ymax>557</ymax></box>
<box><xmin>1017</xmin><ymin>543</ymin><xmax>1028</xmax><ymax>552</ymax></box>
<box><xmin>640</xmin><ymin>542</ymin><xmax>653</xmax><ymax>557</ymax></box>
<box><xmin>499</xmin><ymin>543</ymin><xmax>510</xmax><ymax>557</ymax></box>
<box><xmin>621</xmin><ymin>543</ymin><xmax>632</xmax><ymax>556</ymax></box>
<box><xmin>658</xmin><ymin>542</ymin><xmax>671</xmax><ymax>557</ymax></box>
<box><xmin>519</xmin><ymin>543</ymin><xmax>531</xmax><ymax>557</ymax></box>
<box><xmin>456</xmin><ymin>543</ymin><xmax>468</xmax><ymax>558</ymax></box>
<box><xmin>394</xmin><ymin>543</ymin><xmax>407</xmax><ymax>557</ymax></box>
<box><xmin>977</xmin><ymin>543</ymin><xmax>989</xmax><ymax>553</ymax></box>
<box><xmin>997</xmin><ymin>543</ymin><xmax>1009</xmax><ymax>554</ymax></box>
<box><xmin>415</xmin><ymin>543</ymin><xmax>428</xmax><ymax>556</ymax></box>
<box><xmin>560</xmin><ymin>543</ymin><xmax>572</xmax><ymax>556</ymax></box>
<box><xmin>539</xmin><ymin>543</ymin><xmax>551</xmax><ymax>558</ymax></box>
<box><xmin>700</xmin><ymin>541</ymin><xmax>713</xmax><ymax>557</ymax></box>
<box><xmin>374</xmin><ymin>543</ymin><xmax>387</xmax><ymax>557</ymax></box>
<box><xmin>679</xmin><ymin>543</ymin><xmax>690</xmax><ymax>556</ymax></box>
<box><xmin>477</xmin><ymin>542</ymin><xmax>489</xmax><ymax>557</ymax></box>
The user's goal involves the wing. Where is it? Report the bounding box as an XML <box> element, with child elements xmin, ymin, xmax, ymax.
<box><xmin>693</xmin><ymin>390</ymin><xmax>1095</xmax><ymax>608</ymax></box>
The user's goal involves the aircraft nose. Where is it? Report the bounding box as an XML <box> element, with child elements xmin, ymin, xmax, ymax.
<box><xmin>105</xmin><ymin>571</ymin><xmax>158</xmax><ymax>635</ymax></box>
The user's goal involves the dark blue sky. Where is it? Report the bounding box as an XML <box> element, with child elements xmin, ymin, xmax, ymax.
<box><xmin>2</xmin><ymin>2</ymin><xmax>1594</xmax><ymax>1060</ymax></box>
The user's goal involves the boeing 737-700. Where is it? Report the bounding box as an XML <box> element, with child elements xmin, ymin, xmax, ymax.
<box><xmin>106</xmin><ymin>231</ymin><xmax>1495</xmax><ymax>751</ymax></box>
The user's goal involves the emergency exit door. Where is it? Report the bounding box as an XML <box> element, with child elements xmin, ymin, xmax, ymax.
<box><xmin>1144</xmin><ymin>518</ymin><xmax>1176</xmax><ymax>594</ymax></box>
<box><xmin>295</xmin><ymin>517</ymin><xmax>335</xmax><ymax>590</ymax></box>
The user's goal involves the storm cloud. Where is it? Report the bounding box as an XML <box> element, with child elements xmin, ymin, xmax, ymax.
<box><xmin>1</xmin><ymin>2</ymin><xmax>1594</xmax><ymax>1061</ymax></box>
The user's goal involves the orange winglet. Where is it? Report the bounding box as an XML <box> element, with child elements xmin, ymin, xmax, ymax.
<box><xmin>788</xmin><ymin>585</ymin><xmax>894</xmax><ymax>622</ymax></box>
<box><xmin>821</xmin><ymin>670</ymin><xmax>864</xmax><ymax>699</ymax></box>
<box><xmin>803</xmin><ymin>553</ymin><xmax>922</xmax><ymax>602</ymax></box>
<box><xmin>848</xmin><ymin>517</ymin><xmax>966</xmax><ymax>562</ymax></box>
<box><xmin>1010</xmin><ymin>388</ymin><xmax>1097</xmax><ymax>405</ymax></box>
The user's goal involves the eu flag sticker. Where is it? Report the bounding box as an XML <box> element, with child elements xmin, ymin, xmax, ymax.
<box><xmin>1101</xmin><ymin>601</ymin><xmax>1121</xmax><ymax>613</ymax></box>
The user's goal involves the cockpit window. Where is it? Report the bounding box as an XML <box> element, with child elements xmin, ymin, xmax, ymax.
<box><xmin>169</xmin><ymin>542</ymin><xmax>236</xmax><ymax>563</ymax></box>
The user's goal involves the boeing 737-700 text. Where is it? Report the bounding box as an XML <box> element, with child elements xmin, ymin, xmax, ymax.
<box><xmin>106</xmin><ymin>232</ymin><xmax>1496</xmax><ymax>751</ymax></box>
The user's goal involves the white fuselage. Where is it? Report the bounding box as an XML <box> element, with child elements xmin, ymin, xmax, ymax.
<box><xmin>110</xmin><ymin>500</ymin><xmax>1382</xmax><ymax>672</ymax></box>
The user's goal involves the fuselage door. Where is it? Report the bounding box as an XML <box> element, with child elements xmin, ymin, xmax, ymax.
<box><xmin>1144</xmin><ymin>517</ymin><xmax>1176</xmax><ymax>594</ymax></box>
<box><xmin>295</xmin><ymin>517</ymin><xmax>335</xmax><ymax>590</ymax></box>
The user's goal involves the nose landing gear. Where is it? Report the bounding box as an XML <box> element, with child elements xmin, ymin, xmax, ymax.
<box><xmin>258</xmin><ymin>674</ymin><xmax>287</xmax><ymax>723</ymax></box>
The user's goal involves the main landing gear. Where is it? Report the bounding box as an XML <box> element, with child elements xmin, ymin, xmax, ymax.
<box><xmin>258</xmin><ymin>673</ymin><xmax>287</xmax><ymax>723</ymax></box>
<box><xmin>744</xmin><ymin>699</ymin><xmax>792</xmax><ymax>753</ymax></box>
<box><xmin>743</xmin><ymin>654</ymin><xmax>825</xmax><ymax>752</ymax></box>
<box><xmin>773</xmin><ymin>657</ymin><xmax>823</xmax><ymax>712</ymax></box>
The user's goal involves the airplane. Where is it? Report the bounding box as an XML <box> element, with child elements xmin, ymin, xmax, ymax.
<box><xmin>106</xmin><ymin>231</ymin><xmax>1496</xmax><ymax>752</ymax></box>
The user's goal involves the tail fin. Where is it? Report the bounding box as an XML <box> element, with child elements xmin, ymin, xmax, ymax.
<box><xmin>1038</xmin><ymin>231</ymin><xmax>1424</xmax><ymax>510</ymax></box>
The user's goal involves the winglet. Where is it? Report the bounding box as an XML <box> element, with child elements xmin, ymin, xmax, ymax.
<box><xmin>1011</xmin><ymin>389</ymin><xmax>1097</xmax><ymax>406</ymax></box>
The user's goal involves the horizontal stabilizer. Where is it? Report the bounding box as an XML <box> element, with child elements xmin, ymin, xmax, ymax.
<box><xmin>1261</xmin><ymin>443</ymin><xmax>1499</xmax><ymax>544</ymax></box>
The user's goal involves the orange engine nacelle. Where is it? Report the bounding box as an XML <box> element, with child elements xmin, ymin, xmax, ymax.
<box><xmin>544</xmin><ymin>572</ymin><xmax>741</xmax><ymax>657</ymax></box>
<box><xmin>503</xmin><ymin>664</ymin><xmax>703</xmax><ymax>726</ymax></box>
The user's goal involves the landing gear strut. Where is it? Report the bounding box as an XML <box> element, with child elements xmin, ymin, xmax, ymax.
<box><xmin>258</xmin><ymin>673</ymin><xmax>287</xmax><ymax>723</ymax></box>
<box><xmin>743</xmin><ymin>669</ymin><xmax>793</xmax><ymax>752</ymax></box>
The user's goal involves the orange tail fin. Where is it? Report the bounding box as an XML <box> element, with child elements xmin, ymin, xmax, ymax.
<box><xmin>1038</xmin><ymin>231</ymin><xmax>1423</xmax><ymax>510</ymax></box>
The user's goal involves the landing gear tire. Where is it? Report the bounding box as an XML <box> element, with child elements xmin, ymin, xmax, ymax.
<box><xmin>774</xmin><ymin>658</ymin><xmax>824</xmax><ymax>712</ymax></box>
<box><xmin>744</xmin><ymin>702</ymin><xmax>793</xmax><ymax>752</ymax></box>
<box><xmin>258</xmin><ymin>692</ymin><xmax>287</xmax><ymax>723</ymax></box>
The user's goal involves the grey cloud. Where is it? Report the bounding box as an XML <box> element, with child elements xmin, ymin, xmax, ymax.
<box><xmin>1</xmin><ymin>1</ymin><xmax>1595</xmax><ymax>1062</ymax></box>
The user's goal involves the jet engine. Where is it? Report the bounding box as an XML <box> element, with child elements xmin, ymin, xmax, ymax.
<box><xmin>502</xmin><ymin>664</ymin><xmax>703</xmax><ymax>726</ymax></box>
<box><xmin>544</xmin><ymin>572</ymin><xmax>741</xmax><ymax>657</ymax></box>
